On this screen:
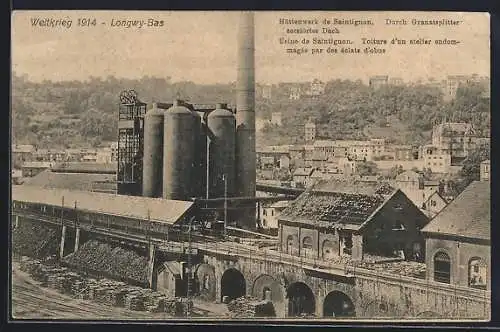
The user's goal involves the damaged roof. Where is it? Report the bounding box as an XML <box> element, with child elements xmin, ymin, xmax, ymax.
<box><xmin>422</xmin><ymin>181</ymin><xmax>490</xmax><ymax>241</ymax></box>
<box><xmin>312</xmin><ymin>179</ymin><xmax>395</xmax><ymax>196</ymax></box>
<box><xmin>280</xmin><ymin>179</ymin><xmax>397</xmax><ymax>229</ymax></box>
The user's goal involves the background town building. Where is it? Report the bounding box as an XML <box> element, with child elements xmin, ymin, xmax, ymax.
<box><xmin>369</xmin><ymin>76</ymin><xmax>389</xmax><ymax>90</ymax></box>
<box><xmin>305</xmin><ymin>120</ymin><xmax>316</xmax><ymax>142</ymax></box>
<box><xmin>480</xmin><ymin>160</ymin><xmax>490</xmax><ymax>181</ymax></box>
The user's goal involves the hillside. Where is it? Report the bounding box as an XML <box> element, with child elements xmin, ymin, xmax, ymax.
<box><xmin>11</xmin><ymin>74</ymin><xmax>490</xmax><ymax>148</ymax></box>
<box><xmin>258</xmin><ymin>80</ymin><xmax>489</xmax><ymax>146</ymax></box>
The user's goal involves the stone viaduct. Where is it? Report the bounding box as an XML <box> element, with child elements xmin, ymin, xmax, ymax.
<box><xmin>13</xmin><ymin>211</ymin><xmax>490</xmax><ymax>320</ymax></box>
<box><xmin>191</xmin><ymin>245</ymin><xmax>490</xmax><ymax>319</ymax></box>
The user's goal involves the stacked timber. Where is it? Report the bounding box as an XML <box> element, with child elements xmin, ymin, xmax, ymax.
<box><xmin>227</xmin><ymin>296</ymin><xmax>275</xmax><ymax>318</ymax></box>
<box><xmin>125</xmin><ymin>291</ymin><xmax>145</xmax><ymax>311</ymax></box>
<box><xmin>107</xmin><ymin>288</ymin><xmax>130</xmax><ymax>307</ymax></box>
<box><xmin>71</xmin><ymin>280</ymin><xmax>86</xmax><ymax>296</ymax></box>
<box><xmin>18</xmin><ymin>256</ymin><xmax>192</xmax><ymax>316</ymax></box>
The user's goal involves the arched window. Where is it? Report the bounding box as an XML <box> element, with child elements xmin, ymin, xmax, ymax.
<box><xmin>322</xmin><ymin>240</ymin><xmax>335</xmax><ymax>260</ymax></box>
<box><xmin>469</xmin><ymin>257</ymin><xmax>487</xmax><ymax>290</ymax></box>
<box><xmin>302</xmin><ymin>236</ymin><xmax>313</xmax><ymax>250</ymax></box>
<box><xmin>286</xmin><ymin>235</ymin><xmax>295</xmax><ymax>255</ymax></box>
<box><xmin>434</xmin><ymin>251</ymin><xmax>451</xmax><ymax>284</ymax></box>
<box><xmin>302</xmin><ymin>236</ymin><xmax>314</xmax><ymax>258</ymax></box>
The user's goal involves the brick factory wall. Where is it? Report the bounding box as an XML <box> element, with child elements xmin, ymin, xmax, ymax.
<box><xmin>280</xmin><ymin>223</ymin><xmax>299</xmax><ymax>255</ymax></box>
<box><xmin>425</xmin><ymin>237</ymin><xmax>490</xmax><ymax>290</ymax></box>
<box><xmin>300</xmin><ymin>227</ymin><xmax>319</xmax><ymax>259</ymax></box>
<box><xmin>354</xmin><ymin>271</ymin><xmax>490</xmax><ymax>319</ymax></box>
<box><xmin>318</xmin><ymin>230</ymin><xmax>338</xmax><ymax>260</ymax></box>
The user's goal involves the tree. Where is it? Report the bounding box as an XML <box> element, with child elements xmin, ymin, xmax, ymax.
<box><xmin>273</xmin><ymin>168</ymin><xmax>292</xmax><ymax>181</ymax></box>
<box><xmin>423</xmin><ymin>168</ymin><xmax>433</xmax><ymax>180</ymax></box>
<box><xmin>388</xmin><ymin>165</ymin><xmax>404</xmax><ymax>179</ymax></box>
<box><xmin>458</xmin><ymin>143</ymin><xmax>490</xmax><ymax>188</ymax></box>
<box><xmin>357</xmin><ymin>161</ymin><xmax>379</xmax><ymax>176</ymax></box>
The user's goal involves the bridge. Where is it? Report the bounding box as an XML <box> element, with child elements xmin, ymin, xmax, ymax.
<box><xmin>12</xmin><ymin>187</ymin><xmax>490</xmax><ymax>320</ymax></box>
<box><xmin>256</xmin><ymin>182</ymin><xmax>305</xmax><ymax>197</ymax></box>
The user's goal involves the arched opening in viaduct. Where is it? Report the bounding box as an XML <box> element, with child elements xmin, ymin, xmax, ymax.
<box><xmin>194</xmin><ymin>264</ymin><xmax>216</xmax><ymax>301</ymax></box>
<box><xmin>252</xmin><ymin>274</ymin><xmax>285</xmax><ymax>317</ymax></box>
<box><xmin>221</xmin><ymin>268</ymin><xmax>246</xmax><ymax>302</ymax></box>
<box><xmin>286</xmin><ymin>282</ymin><xmax>315</xmax><ymax>317</ymax></box>
<box><xmin>322</xmin><ymin>291</ymin><xmax>355</xmax><ymax>318</ymax></box>
<box><xmin>252</xmin><ymin>274</ymin><xmax>284</xmax><ymax>301</ymax></box>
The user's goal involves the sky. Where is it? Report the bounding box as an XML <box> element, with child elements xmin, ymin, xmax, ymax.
<box><xmin>11</xmin><ymin>11</ymin><xmax>490</xmax><ymax>84</ymax></box>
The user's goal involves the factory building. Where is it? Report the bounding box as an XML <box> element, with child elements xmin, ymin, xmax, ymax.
<box><xmin>115</xmin><ymin>12</ymin><xmax>257</xmax><ymax>230</ymax></box>
<box><xmin>278</xmin><ymin>180</ymin><xmax>429</xmax><ymax>262</ymax></box>
<box><xmin>422</xmin><ymin>181</ymin><xmax>490</xmax><ymax>290</ymax></box>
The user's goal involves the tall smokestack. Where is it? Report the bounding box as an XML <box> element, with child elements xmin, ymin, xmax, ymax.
<box><xmin>235</xmin><ymin>11</ymin><xmax>256</xmax><ymax>230</ymax></box>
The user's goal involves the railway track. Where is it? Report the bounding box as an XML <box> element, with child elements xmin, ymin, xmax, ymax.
<box><xmin>11</xmin><ymin>263</ymin><xmax>228</xmax><ymax>320</ymax></box>
<box><xmin>12</xmin><ymin>266</ymin><xmax>171</xmax><ymax>319</ymax></box>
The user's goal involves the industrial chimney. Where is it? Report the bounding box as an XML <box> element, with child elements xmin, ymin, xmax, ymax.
<box><xmin>235</xmin><ymin>11</ymin><xmax>256</xmax><ymax>230</ymax></box>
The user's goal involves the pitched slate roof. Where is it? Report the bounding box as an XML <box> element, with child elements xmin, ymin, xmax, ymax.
<box><xmin>23</xmin><ymin>170</ymin><xmax>116</xmax><ymax>192</ymax></box>
<box><xmin>421</xmin><ymin>181</ymin><xmax>490</xmax><ymax>241</ymax></box>
<box><xmin>12</xmin><ymin>185</ymin><xmax>193</xmax><ymax>225</ymax></box>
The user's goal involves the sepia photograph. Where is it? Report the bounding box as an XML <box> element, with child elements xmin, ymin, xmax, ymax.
<box><xmin>10</xmin><ymin>10</ymin><xmax>490</xmax><ymax>322</ymax></box>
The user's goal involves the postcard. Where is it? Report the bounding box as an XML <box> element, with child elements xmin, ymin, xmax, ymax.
<box><xmin>11</xmin><ymin>10</ymin><xmax>490</xmax><ymax>322</ymax></box>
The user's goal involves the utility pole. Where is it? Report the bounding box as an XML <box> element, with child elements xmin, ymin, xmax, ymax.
<box><xmin>59</xmin><ymin>196</ymin><xmax>66</xmax><ymax>260</ymax></box>
<box><xmin>74</xmin><ymin>201</ymin><xmax>80</xmax><ymax>252</ymax></box>
<box><xmin>186</xmin><ymin>216</ymin><xmax>195</xmax><ymax>317</ymax></box>
<box><xmin>61</xmin><ymin>196</ymin><xmax>65</xmax><ymax>225</ymax></box>
<box><xmin>223</xmin><ymin>173</ymin><xmax>228</xmax><ymax>238</ymax></box>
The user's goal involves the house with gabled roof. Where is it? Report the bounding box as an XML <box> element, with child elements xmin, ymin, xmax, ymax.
<box><xmin>292</xmin><ymin>167</ymin><xmax>313</xmax><ymax>187</ymax></box>
<box><xmin>422</xmin><ymin>191</ymin><xmax>448</xmax><ymax>218</ymax></box>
